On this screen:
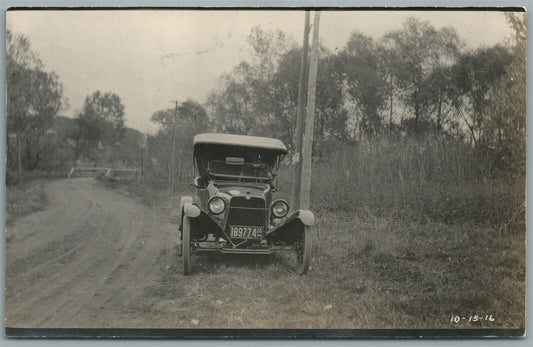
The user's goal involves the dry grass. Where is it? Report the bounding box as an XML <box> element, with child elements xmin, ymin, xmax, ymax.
<box><xmin>108</xmin><ymin>135</ymin><xmax>526</xmax><ymax>329</ymax></box>
<box><xmin>135</xmin><ymin>210</ymin><xmax>525</xmax><ymax>329</ymax></box>
<box><xmin>5</xmin><ymin>179</ymin><xmax>49</xmax><ymax>225</ymax></box>
<box><xmin>279</xmin><ymin>136</ymin><xmax>525</xmax><ymax>229</ymax></box>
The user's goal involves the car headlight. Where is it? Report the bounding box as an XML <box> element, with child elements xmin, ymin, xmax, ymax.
<box><xmin>271</xmin><ymin>199</ymin><xmax>289</xmax><ymax>218</ymax></box>
<box><xmin>208</xmin><ymin>197</ymin><xmax>226</xmax><ymax>215</ymax></box>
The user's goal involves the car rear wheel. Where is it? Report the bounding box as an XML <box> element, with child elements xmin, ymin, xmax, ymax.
<box><xmin>182</xmin><ymin>215</ymin><xmax>191</xmax><ymax>275</ymax></box>
<box><xmin>296</xmin><ymin>226</ymin><xmax>312</xmax><ymax>275</ymax></box>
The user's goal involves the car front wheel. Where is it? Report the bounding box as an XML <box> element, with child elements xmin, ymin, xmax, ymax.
<box><xmin>296</xmin><ymin>225</ymin><xmax>312</xmax><ymax>275</ymax></box>
<box><xmin>182</xmin><ymin>215</ymin><xmax>191</xmax><ymax>275</ymax></box>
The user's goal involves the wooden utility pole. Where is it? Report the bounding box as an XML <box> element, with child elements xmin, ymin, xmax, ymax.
<box><xmin>17</xmin><ymin>132</ymin><xmax>22</xmax><ymax>173</ymax></box>
<box><xmin>290</xmin><ymin>11</ymin><xmax>311</xmax><ymax>210</ymax></box>
<box><xmin>300</xmin><ymin>11</ymin><xmax>320</xmax><ymax>210</ymax></box>
<box><xmin>140</xmin><ymin>134</ymin><xmax>147</xmax><ymax>185</ymax></box>
<box><xmin>140</xmin><ymin>144</ymin><xmax>144</xmax><ymax>184</ymax></box>
<box><xmin>169</xmin><ymin>101</ymin><xmax>179</xmax><ymax>193</ymax></box>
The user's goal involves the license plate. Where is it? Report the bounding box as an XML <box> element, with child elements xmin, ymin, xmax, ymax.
<box><xmin>229</xmin><ymin>226</ymin><xmax>263</xmax><ymax>239</ymax></box>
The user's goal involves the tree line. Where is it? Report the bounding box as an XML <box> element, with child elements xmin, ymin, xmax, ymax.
<box><xmin>6</xmin><ymin>30</ymin><xmax>128</xmax><ymax>173</ymax></box>
<box><xmin>196</xmin><ymin>14</ymin><xmax>525</xmax><ymax>177</ymax></box>
<box><xmin>6</xmin><ymin>30</ymin><xmax>64</xmax><ymax>172</ymax></box>
<box><xmin>144</xmin><ymin>14</ymin><xmax>524</xmax><ymax>193</ymax></box>
<box><xmin>6</xmin><ymin>13</ymin><xmax>525</xmax><ymax>186</ymax></box>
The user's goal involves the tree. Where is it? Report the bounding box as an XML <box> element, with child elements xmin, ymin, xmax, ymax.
<box><xmin>207</xmin><ymin>26</ymin><xmax>352</xmax><ymax>155</ymax></box>
<box><xmin>246</xmin><ymin>26</ymin><xmax>295</xmax><ymax>80</ymax></box>
<box><xmin>6</xmin><ymin>30</ymin><xmax>65</xmax><ymax>171</ymax></box>
<box><xmin>207</xmin><ymin>27</ymin><xmax>296</xmax><ymax>141</ymax></box>
<box><xmin>207</xmin><ymin>63</ymin><xmax>256</xmax><ymax>134</ymax></box>
<box><xmin>314</xmin><ymin>52</ymin><xmax>349</xmax><ymax>153</ymax></box>
<box><xmin>151</xmin><ymin>108</ymin><xmax>175</xmax><ymax>130</ymax></box>
<box><xmin>149</xmin><ymin>100</ymin><xmax>209</xmax><ymax>187</ymax></box>
<box><xmin>335</xmin><ymin>32</ymin><xmax>386</xmax><ymax>139</ymax></box>
<box><xmin>174</xmin><ymin>100</ymin><xmax>210</xmax><ymax>154</ymax></box>
<box><xmin>23</xmin><ymin>69</ymin><xmax>64</xmax><ymax>169</ymax></box>
<box><xmin>155</xmin><ymin>100</ymin><xmax>210</xmax><ymax>152</ymax></box>
<box><xmin>423</xmin><ymin>65</ymin><xmax>455</xmax><ymax>132</ymax></box>
<box><xmin>381</xmin><ymin>18</ymin><xmax>461</xmax><ymax>134</ymax></box>
<box><xmin>449</xmin><ymin>45</ymin><xmax>513</xmax><ymax>145</ymax></box>
<box><xmin>268</xmin><ymin>47</ymin><xmax>301</xmax><ymax>147</ymax></box>
<box><xmin>482</xmin><ymin>13</ymin><xmax>526</xmax><ymax>175</ymax></box>
<box><xmin>376</xmin><ymin>37</ymin><xmax>399</xmax><ymax>135</ymax></box>
<box><xmin>74</xmin><ymin>91</ymin><xmax>126</xmax><ymax>163</ymax></box>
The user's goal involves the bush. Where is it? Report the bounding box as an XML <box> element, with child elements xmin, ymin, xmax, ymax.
<box><xmin>6</xmin><ymin>169</ymin><xmax>68</xmax><ymax>186</ymax></box>
<box><xmin>6</xmin><ymin>180</ymin><xmax>49</xmax><ymax>225</ymax></box>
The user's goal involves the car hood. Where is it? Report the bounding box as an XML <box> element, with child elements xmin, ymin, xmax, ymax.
<box><xmin>208</xmin><ymin>182</ymin><xmax>270</xmax><ymax>200</ymax></box>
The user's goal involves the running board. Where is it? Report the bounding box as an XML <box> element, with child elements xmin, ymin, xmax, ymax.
<box><xmin>218</xmin><ymin>248</ymin><xmax>273</xmax><ymax>255</ymax></box>
<box><xmin>191</xmin><ymin>247</ymin><xmax>294</xmax><ymax>254</ymax></box>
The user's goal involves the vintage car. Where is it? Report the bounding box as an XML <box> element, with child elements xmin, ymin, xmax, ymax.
<box><xmin>178</xmin><ymin>133</ymin><xmax>315</xmax><ymax>275</ymax></box>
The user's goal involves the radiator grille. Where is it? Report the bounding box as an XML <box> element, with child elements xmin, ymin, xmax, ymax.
<box><xmin>230</xmin><ymin>196</ymin><xmax>265</xmax><ymax>208</ymax></box>
<box><xmin>227</xmin><ymin>197</ymin><xmax>266</xmax><ymax>227</ymax></box>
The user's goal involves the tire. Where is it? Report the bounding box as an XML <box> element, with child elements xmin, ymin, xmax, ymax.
<box><xmin>182</xmin><ymin>215</ymin><xmax>191</xmax><ymax>275</ymax></box>
<box><xmin>296</xmin><ymin>226</ymin><xmax>312</xmax><ymax>275</ymax></box>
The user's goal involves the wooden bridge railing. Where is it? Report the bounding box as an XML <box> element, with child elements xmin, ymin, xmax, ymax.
<box><xmin>68</xmin><ymin>167</ymin><xmax>141</xmax><ymax>183</ymax></box>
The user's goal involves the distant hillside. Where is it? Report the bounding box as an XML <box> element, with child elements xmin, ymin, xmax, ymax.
<box><xmin>49</xmin><ymin>116</ymin><xmax>146</xmax><ymax>168</ymax></box>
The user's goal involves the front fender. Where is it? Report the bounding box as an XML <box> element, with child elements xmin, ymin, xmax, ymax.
<box><xmin>183</xmin><ymin>202</ymin><xmax>201</xmax><ymax>218</ymax></box>
<box><xmin>179</xmin><ymin>196</ymin><xmax>193</xmax><ymax>219</ymax></box>
<box><xmin>270</xmin><ymin>209</ymin><xmax>315</xmax><ymax>230</ymax></box>
<box><xmin>296</xmin><ymin>209</ymin><xmax>315</xmax><ymax>226</ymax></box>
<box><xmin>266</xmin><ymin>210</ymin><xmax>315</xmax><ymax>244</ymax></box>
<box><xmin>180</xmin><ymin>202</ymin><xmax>226</xmax><ymax>240</ymax></box>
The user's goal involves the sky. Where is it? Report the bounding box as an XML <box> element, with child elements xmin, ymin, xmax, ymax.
<box><xmin>6</xmin><ymin>9</ymin><xmax>517</xmax><ymax>134</ymax></box>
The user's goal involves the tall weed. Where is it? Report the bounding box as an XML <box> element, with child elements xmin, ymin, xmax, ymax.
<box><xmin>279</xmin><ymin>135</ymin><xmax>524</xmax><ymax>229</ymax></box>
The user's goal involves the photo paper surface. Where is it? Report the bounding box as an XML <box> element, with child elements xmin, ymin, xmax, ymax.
<box><xmin>4</xmin><ymin>7</ymin><xmax>526</xmax><ymax>338</ymax></box>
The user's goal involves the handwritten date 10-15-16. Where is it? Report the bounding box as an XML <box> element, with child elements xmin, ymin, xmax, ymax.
<box><xmin>450</xmin><ymin>315</ymin><xmax>495</xmax><ymax>323</ymax></box>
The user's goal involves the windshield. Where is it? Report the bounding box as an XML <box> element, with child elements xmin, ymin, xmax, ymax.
<box><xmin>207</xmin><ymin>160</ymin><xmax>272</xmax><ymax>181</ymax></box>
<box><xmin>194</xmin><ymin>144</ymin><xmax>283</xmax><ymax>184</ymax></box>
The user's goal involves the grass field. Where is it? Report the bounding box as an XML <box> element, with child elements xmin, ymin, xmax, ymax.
<box><xmin>135</xmin><ymin>207</ymin><xmax>525</xmax><ymax>329</ymax></box>
<box><xmin>109</xmin><ymin>173</ymin><xmax>525</xmax><ymax>329</ymax></box>
<box><xmin>5</xmin><ymin>179</ymin><xmax>49</xmax><ymax>226</ymax></box>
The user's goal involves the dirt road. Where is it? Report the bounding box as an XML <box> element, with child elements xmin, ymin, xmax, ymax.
<box><xmin>5</xmin><ymin>178</ymin><xmax>179</xmax><ymax>329</ymax></box>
